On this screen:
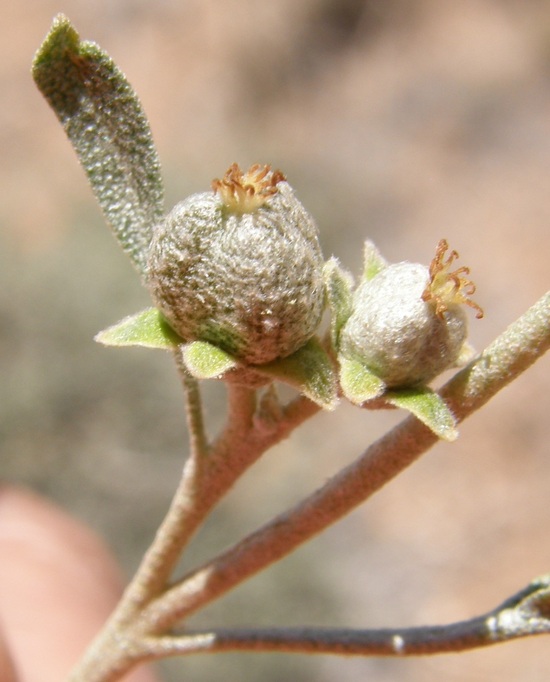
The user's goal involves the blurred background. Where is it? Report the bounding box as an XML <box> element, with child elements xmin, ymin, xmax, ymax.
<box><xmin>1</xmin><ymin>0</ymin><xmax>550</xmax><ymax>680</ymax></box>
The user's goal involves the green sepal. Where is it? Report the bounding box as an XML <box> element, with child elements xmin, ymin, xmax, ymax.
<box><xmin>363</xmin><ymin>240</ymin><xmax>388</xmax><ymax>281</ymax></box>
<box><xmin>95</xmin><ymin>308</ymin><xmax>182</xmax><ymax>349</ymax></box>
<box><xmin>182</xmin><ymin>341</ymin><xmax>238</xmax><ymax>379</ymax></box>
<box><xmin>259</xmin><ymin>338</ymin><xmax>338</xmax><ymax>410</ymax></box>
<box><xmin>339</xmin><ymin>355</ymin><xmax>386</xmax><ymax>404</ymax></box>
<box><xmin>385</xmin><ymin>386</ymin><xmax>458</xmax><ymax>441</ymax></box>
<box><xmin>32</xmin><ymin>15</ymin><xmax>163</xmax><ymax>277</ymax></box>
<box><xmin>324</xmin><ymin>258</ymin><xmax>354</xmax><ymax>349</ymax></box>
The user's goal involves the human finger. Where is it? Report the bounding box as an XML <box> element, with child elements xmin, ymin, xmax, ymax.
<box><xmin>0</xmin><ymin>486</ymin><xmax>158</xmax><ymax>682</ymax></box>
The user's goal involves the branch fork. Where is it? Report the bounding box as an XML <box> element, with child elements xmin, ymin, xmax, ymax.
<box><xmin>68</xmin><ymin>292</ymin><xmax>550</xmax><ymax>681</ymax></box>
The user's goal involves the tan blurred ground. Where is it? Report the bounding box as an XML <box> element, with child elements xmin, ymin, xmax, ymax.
<box><xmin>1</xmin><ymin>1</ymin><xmax>549</xmax><ymax>681</ymax></box>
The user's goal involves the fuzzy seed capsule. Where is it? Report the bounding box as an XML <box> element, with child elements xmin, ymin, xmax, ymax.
<box><xmin>339</xmin><ymin>241</ymin><xmax>482</xmax><ymax>388</ymax></box>
<box><xmin>146</xmin><ymin>164</ymin><xmax>325</xmax><ymax>365</ymax></box>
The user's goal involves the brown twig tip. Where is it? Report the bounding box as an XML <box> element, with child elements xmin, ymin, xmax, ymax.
<box><xmin>422</xmin><ymin>239</ymin><xmax>484</xmax><ymax>320</ymax></box>
<box><xmin>212</xmin><ymin>163</ymin><xmax>286</xmax><ymax>213</ymax></box>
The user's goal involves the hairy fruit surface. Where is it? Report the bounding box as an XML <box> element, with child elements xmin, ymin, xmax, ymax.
<box><xmin>147</xmin><ymin>166</ymin><xmax>325</xmax><ymax>365</ymax></box>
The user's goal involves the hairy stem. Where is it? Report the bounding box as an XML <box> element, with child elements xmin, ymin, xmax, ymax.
<box><xmin>174</xmin><ymin>351</ymin><xmax>209</xmax><ymax>458</ymax></box>
<box><xmin>140</xmin><ymin>291</ymin><xmax>550</xmax><ymax>631</ymax></box>
<box><xmin>69</xmin><ymin>291</ymin><xmax>549</xmax><ymax>680</ymax></box>
<box><xmin>68</xmin><ymin>388</ymin><xmax>320</xmax><ymax>681</ymax></box>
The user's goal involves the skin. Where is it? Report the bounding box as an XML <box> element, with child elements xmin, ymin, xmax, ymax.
<box><xmin>0</xmin><ymin>486</ymin><xmax>159</xmax><ymax>682</ymax></box>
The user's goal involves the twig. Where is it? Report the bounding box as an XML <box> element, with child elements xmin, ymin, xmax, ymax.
<box><xmin>68</xmin><ymin>291</ymin><xmax>549</xmax><ymax>680</ymax></box>
<box><xmin>140</xmin><ymin>291</ymin><xmax>550</xmax><ymax>632</ymax></box>
<box><xmin>68</xmin><ymin>386</ymin><xmax>322</xmax><ymax>680</ymax></box>
<box><xmin>136</xmin><ymin>574</ymin><xmax>550</xmax><ymax>659</ymax></box>
<box><xmin>174</xmin><ymin>350</ymin><xmax>209</xmax><ymax>458</ymax></box>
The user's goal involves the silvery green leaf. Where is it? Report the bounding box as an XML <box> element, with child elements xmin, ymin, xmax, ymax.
<box><xmin>95</xmin><ymin>308</ymin><xmax>181</xmax><ymax>349</ymax></box>
<box><xmin>339</xmin><ymin>355</ymin><xmax>386</xmax><ymax>405</ymax></box>
<box><xmin>385</xmin><ymin>386</ymin><xmax>458</xmax><ymax>441</ymax></box>
<box><xmin>32</xmin><ymin>14</ymin><xmax>163</xmax><ymax>276</ymax></box>
<box><xmin>259</xmin><ymin>338</ymin><xmax>338</xmax><ymax>410</ymax></box>
<box><xmin>182</xmin><ymin>341</ymin><xmax>238</xmax><ymax>379</ymax></box>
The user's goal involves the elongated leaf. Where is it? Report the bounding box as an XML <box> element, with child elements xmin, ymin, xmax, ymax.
<box><xmin>339</xmin><ymin>355</ymin><xmax>385</xmax><ymax>405</ymax></box>
<box><xmin>385</xmin><ymin>386</ymin><xmax>458</xmax><ymax>441</ymax></box>
<box><xmin>95</xmin><ymin>308</ymin><xmax>181</xmax><ymax>349</ymax></box>
<box><xmin>260</xmin><ymin>338</ymin><xmax>338</xmax><ymax>410</ymax></box>
<box><xmin>182</xmin><ymin>341</ymin><xmax>238</xmax><ymax>379</ymax></box>
<box><xmin>32</xmin><ymin>15</ymin><xmax>163</xmax><ymax>276</ymax></box>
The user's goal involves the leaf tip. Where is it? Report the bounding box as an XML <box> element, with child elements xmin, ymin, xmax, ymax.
<box><xmin>94</xmin><ymin>308</ymin><xmax>182</xmax><ymax>349</ymax></box>
<box><xmin>385</xmin><ymin>387</ymin><xmax>459</xmax><ymax>441</ymax></box>
<box><xmin>182</xmin><ymin>341</ymin><xmax>238</xmax><ymax>379</ymax></box>
<box><xmin>32</xmin><ymin>14</ymin><xmax>79</xmax><ymax>73</ymax></box>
